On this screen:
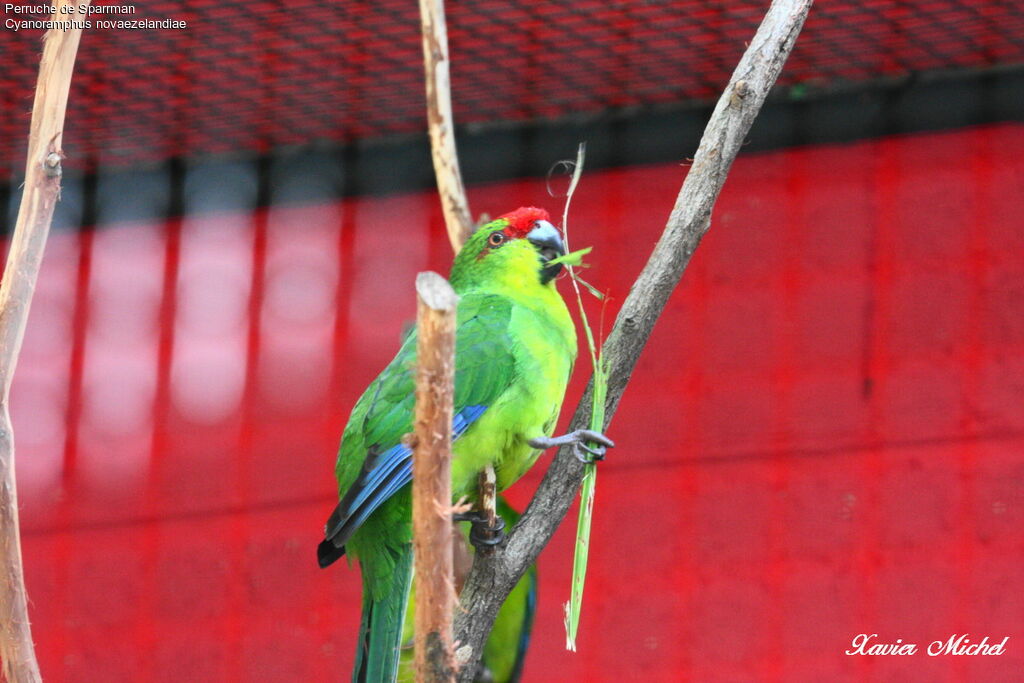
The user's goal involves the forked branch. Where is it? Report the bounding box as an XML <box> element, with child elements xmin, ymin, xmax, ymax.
<box><xmin>452</xmin><ymin>0</ymin><xmax>814</xmax><ymax>678</ymax></box>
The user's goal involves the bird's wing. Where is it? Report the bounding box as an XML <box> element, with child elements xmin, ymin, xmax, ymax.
<box><xmin>318</xmin><ymin>294</ymin><xmax>515</xmax><ymax>566</ymax></box>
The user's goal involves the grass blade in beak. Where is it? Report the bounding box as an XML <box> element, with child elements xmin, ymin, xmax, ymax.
<box><xmin>545</xmin><ymin>246</ymin><xmax>592</xmax><ymax>268</ymax></box>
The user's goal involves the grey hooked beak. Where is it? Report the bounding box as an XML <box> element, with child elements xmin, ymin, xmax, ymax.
<box><xmin>527</xmin><ymin>220</ymin><xmax>566</xmax><ymax>284</ymax></box>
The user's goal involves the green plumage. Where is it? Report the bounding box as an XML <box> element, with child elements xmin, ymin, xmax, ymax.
<box><xmin>323</xmin><ymin>210</ymin><xmax>576</xmax><ymax>682</ymax></box>
<box><xmin>355</xmin><ymin>544</ymin><xmax>413</xmax><ymax>683</ymax></box>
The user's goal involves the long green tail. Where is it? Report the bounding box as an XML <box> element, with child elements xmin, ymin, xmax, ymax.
<box><xmin>354</xmin><ymin>544</ymin><xmax>414</xmax><ymax>683</ymax></box>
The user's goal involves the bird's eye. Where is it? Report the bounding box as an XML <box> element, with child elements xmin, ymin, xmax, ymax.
<box><xmin>488</xmin><ymin>231</ymin><xmax>506</xmax><ymax>247</ymax></box>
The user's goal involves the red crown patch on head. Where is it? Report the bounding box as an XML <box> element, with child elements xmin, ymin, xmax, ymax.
<box><xmin>497</xmin><ymin>207</ymin><xmax>550</xmax><ymax>237</ymax></box>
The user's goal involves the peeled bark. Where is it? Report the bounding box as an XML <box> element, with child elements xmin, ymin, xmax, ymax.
<box><xmin>412</xmin><ymin>272</ymin><xmax>460</xmax><ymax>683</ymax></box>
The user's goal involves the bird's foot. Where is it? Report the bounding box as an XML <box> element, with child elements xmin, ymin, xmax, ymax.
<box><xmin>452</xmin><ymin>510</ymin><xmax>506</xmax><ymax>552</ymax></box>
<box><xmin>528</xmin><ymin>429</ymin><xmax>615</xmax><ymax>464</ymax></box>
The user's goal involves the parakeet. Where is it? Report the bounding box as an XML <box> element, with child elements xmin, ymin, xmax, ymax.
<box><xmin>397</xmin><ymin>498</ymin><xmax>538</xmax><ymax>683</ymax></box>
<box><xmin>318</xmin><ymin>207</ymin><xmax>579</xmax><ymax>683</ymax></box>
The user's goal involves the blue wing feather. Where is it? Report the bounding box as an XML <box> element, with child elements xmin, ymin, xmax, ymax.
<box><xmin>350</xmin><ymin>444</ymin><xmax>413</xmax><ymax>511</ymax></box>
<box><xmin>317</xmin><ymin>405</ymin><xmax>487</xmax><ymax>566</ymax></box>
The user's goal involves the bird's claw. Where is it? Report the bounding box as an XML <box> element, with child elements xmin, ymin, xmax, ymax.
<box><xmin>528</xmin><ymin>428</ymin><xmax>615</xmax><ymax>465</ymax></box>
<box><xmin>453</xmin><ymin>510</ymin><xmax>505</xmax><ymax>551</ymax></box>
<box><xmin>574</xmin><ymin>440</ymin><xmax>607</xmax><ymax>464</ymax></box>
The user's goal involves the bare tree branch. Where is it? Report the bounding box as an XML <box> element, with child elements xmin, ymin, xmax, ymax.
<box><xmin>412</xmin><ymin>272</ymin><xmax>460</xmax><ymax>683</ymax></box>
<box><xmin>0</xmin><ymin>5</ymin><xmax>92</xmax><ymax>682</ymax></box>
<box><xmin>419</xmin><ymin>0</ymin><xmax>473</xmax><ymax>251</ymax></box>
<box><xmin>452</xmin><ymin>0</ymin><xmax>814</xmax><ymax>678</ymax></box>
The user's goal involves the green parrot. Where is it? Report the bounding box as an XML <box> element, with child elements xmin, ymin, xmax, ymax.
<box><xmin>396</xmin><ymin>498</ymin><xmax>538</xmax><ymax>683</ymax></box>
<box><xmin>317</xmin><ymin>207</ymin><xmax>611</xmax><ymax>682</ymax></box>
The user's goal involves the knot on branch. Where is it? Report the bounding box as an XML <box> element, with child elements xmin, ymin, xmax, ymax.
<box><xmin>43</xmin><ymin>152</ymin><xmax>62</xmax><ymax>178</ymax></box>
<box><xmin>728</xmin><ymin>80</ymin><xmax>750</xmax><ymax>109</ymax></box>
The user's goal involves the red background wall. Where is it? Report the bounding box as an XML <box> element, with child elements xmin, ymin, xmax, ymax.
<box><xmin>14</xmin><ymin>122</ymin><xmax>1024</xmax><ymax>681</ymax></box>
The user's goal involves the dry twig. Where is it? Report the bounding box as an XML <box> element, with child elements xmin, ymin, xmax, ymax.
<box><xmin>419</xmin><ymin>0</ymin><xmax>473</xmax><ymax>250</ymax></box>
<box><xmin>0</xmin><ymin>6</ymin><xmax>91</xmax><ymax>681</ymax></box>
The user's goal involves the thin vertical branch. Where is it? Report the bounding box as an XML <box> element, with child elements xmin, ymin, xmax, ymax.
<box><xmin>412</xmin><ymin>272</ymin><xmax>460</xmax><ymax>683</ymax></box>
<box><xmin>418</xmin><ymin>0</ymin><xmax>500</xmax><ymax>595</ymax></box>
<box><xmin>0</xmin><ymin>5</ymin><xmax>91</xmax><ymax>681</ymax></box>
<box><xmin>419</xmin><ymin>0</ymin><xmax>473</xmax><ymax>251</ymax></box>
